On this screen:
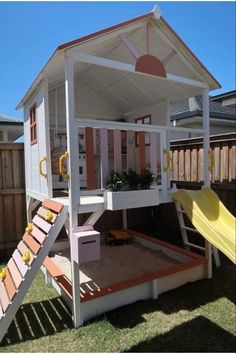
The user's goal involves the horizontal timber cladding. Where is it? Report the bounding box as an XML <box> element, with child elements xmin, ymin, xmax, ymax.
<box><xmin>170</xmin><ymin>133</ymin><xmax>236</xmax><ymax>183</ymax></box>
<box><xmin>0</xmin><ymin>143</ymin><xmax>26</xmax><ymax>254</ymax></box>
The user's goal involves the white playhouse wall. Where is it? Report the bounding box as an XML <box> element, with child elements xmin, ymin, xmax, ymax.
<box><xmin>24</xmin><ymin>80</ymin><xmax>52</xmax><ymax>200</ymax></box>
<box><xmin>126</xmin><ymin>99</ymin><xmax>170</xmax><ymax>126</ymax></box>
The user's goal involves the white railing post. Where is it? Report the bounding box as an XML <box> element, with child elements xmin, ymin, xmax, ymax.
<box><xmin>202</xmin><ymin>87</ymin><xmax>213</xmax><ymax>277</ymax></box>
<box><xmin>100</xmin><ymin>128</ymin><xmax>109</xmax><ymax>189</ymax></box>
<box><xmin>202</xmin><ymin>87</ymin><xmax>210</xmax><ymax>188</ymax></box>
<box><xmin>65</xmin><ymin>53</ymin><xmax>82</xmax><ymax>327</ymax></box>
<box><xmin>160</xmin><ymin>130</ymin><xmax>168</xmax><ymax>193</ymax></box>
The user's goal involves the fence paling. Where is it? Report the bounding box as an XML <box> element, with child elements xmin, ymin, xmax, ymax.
<box><xmin>0</xmin><ymin>143</ymin><xmax>26</xmax><ymax>250</ymax></box>
<box><xmin>171</xmin><ymin>133</ymin><xmax>236</xmax><ymax>183</ymax></box>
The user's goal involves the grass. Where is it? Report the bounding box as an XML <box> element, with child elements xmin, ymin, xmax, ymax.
<box><xmin>0</xmin><ymin>254</ymin><xmax>235</xmax><ymax>352</ymax></box>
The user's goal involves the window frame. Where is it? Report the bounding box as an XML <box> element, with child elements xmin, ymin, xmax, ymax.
<box><xmin>135</xmin><ymin>114</ymin><xmax>151</xmax><ymax>146</ymax></box>
<box><xmin>30</xmin><ymin>104</ymin><xmax>37</xmax><ymax>145</ymax></box>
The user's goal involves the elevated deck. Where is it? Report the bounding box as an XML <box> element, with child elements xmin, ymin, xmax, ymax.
<box><xmin>51</xmin><ymin>188</ymin><xmax>174</xmax><ymax>214</ymax></box>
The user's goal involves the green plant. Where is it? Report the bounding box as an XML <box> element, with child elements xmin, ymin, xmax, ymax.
<box><xmin>139</xmin><ymin>169</ymin><xmax>155</xmax><ymax>189</ymax></box>
<box><xmin>122</xmin><ymin>169</ymin><xmax>140</xmax><ymax>190</ymax></box>
<box><xmin>106</xmin><ymin>170</ymin><xmax>124</xmax><ymax>191</ymax></box>
<box><xmin>107</xmin><ymin>168</ymin><xmax>155</xmax><ymax>191</ymax></box>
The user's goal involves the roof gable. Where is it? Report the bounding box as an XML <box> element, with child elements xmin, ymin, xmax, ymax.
<box><xmin>17</xmin><ymin>9</ymin><xmax>221</xmax><ymax>109</ymax></box>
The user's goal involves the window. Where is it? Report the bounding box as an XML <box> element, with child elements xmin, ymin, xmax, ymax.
<box><xmin>135</xmin><ymin>115</ymin><xmax>151</xmax><ymax>125</ymax></box>
<box><xmin>30</xmin><ymin>104</ymin><xmax>37</xmax><ymax>144</ymax></box>
<box><xmin>135</xmin><ymin>115</ymin><xmax>151</xmax><ymax>146</ymax></box>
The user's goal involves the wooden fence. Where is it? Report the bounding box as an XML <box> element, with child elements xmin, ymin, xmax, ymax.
<box><xmin>0</xmin><ymin>143</ymin><xmax>26</xmax><ymax>254</ymax></box>
<box><xmin>170</xmin><ymin>132</ymin><xmax>236</xmax><ymax>183</ymax></box>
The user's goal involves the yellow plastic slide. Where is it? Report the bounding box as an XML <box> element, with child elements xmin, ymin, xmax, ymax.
<box><xmin>173</xmin><ymin>188</ymin><xmax>236</xmax><ymax>264</ymax></box>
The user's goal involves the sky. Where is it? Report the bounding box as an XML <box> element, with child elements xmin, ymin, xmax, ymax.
<box><xmin>0</xmin><ymin>1</ymin><xmax>235</xmax><ymax>120</ymax></box>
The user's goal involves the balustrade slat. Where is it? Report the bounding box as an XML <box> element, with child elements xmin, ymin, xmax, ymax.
<box><xmin>100</xmin><ymin>128</ymin><xmax>109</xmax><ymax>189</ymax></box>
<box><xmin>150</xmin><ymin>132</ymin><xmax>157</xmax><ymax>176</ymax></box>
<box><xmin>138</xmin><ymin>131</ymin><xmax>146</xmax><ymax>174</ymax></box>
<box><xmin>113</xmin><ymin>130</ymin><xmax>122</xmax><ymax>172</ymax></box>
<box><xmin>85</xmin><ymin>127</ymin><xmax>95</xmax><ymax>190</ymax></box>
<box><xmin>126</xmin><ymin>131</ymin><xmax>135</xmax><ymax>170</ymax></box>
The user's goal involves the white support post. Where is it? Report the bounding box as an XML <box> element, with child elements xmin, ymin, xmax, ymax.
<box><xmin>202</xmin><ymin>88</ymin><xmax>210</xmax><ymax>188</ymax></box>
<box><xmin>202</xmin><ymin>87</ymin><xmax>214</xmax><ymax>275</ymax></box>
<box><xmin>160</xmin><ymin>130</ymin><xmax>168</xmax><ymax>193</ymax></box>
<box><xmin>166</xmin><ymin>98</ymin><xmax>171</xmax><ymax>190</ymax></box>
<box><xmin>65</xmin><ymin>53</ymin><xmax>82</xmax><ymax>328</ymax></box>
<box><xmin>43</xmin><ymin>78</ymin><xmax>53</xmax><ymax>198</ymax></box>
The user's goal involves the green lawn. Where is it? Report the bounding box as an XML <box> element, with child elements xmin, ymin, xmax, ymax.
<box><xmin>0</xmin><ymin>256</ymin><xmax>235</xmax><ymax>352</ymax></box>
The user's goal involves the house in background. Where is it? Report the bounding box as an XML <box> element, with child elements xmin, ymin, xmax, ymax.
<box><xmin>170</xmin><ymin>91</ymin><xmax>236</xmax><ymax>140</ymax></box>
<box><xmin>0</xmin><ymin>114</ymin><xmax>23</xmax><ymax>142</ymax></box>
<box><xmin>211</xmin><ymin>89</ymin><xmax>236</xmax><ymax>108</ymax></box>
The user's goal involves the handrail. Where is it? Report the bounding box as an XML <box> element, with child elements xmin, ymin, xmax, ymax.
<box><xmin>75</xmin><ymin>117</ymin><xmax>205</xmax><ymax>134</ymax></box>
<box><xmin>59</xmin><ymin>151</ymin><xmax>70</xmax><ymax>180</ymax></box>
<box><xmin>39</xmin><ymin>157</ymin><xmax>48</xmax><ymax>179</ymax></box>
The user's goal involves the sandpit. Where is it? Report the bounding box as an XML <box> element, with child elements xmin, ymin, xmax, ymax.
<box><xmin>50</xmin><ymin>241</ymin><xmax>180</xmax><ymax>292</ymax></box>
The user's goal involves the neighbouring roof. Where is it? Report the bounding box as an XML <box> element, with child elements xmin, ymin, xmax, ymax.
<box><xmin>171</xmin><ymin>96</ymin><xmax>236</xmax><ymax>121</ymax></box>
<box><xmin>211</xmin><ymin>90</ymin><xmax>236</xmax><ymax>102</ymax></box>
<box><xmin>17</xmin><ymin>8</ymin><xmax>221</xmax><ymax>109</ymax></box>
<box><xmin>0</xmin><ymin>114</ymin><xmax>23</xmax><ymax>125</ymax></box>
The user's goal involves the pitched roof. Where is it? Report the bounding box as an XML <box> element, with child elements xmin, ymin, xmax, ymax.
<box><xmin>171</xmin><ymin>96</ymin><xmax>236</xmax><ymax>121</ymax></box>
<box><xmin>17</xmin><ymin>8</ymin><xmax>221</xmax><ymax>109</ymax></box>
<box><xmin>0</xmin><ymin>114</ymin><xmax>23</xmax><ymax>124</ymax></box>
<box><xmin>211</xmin><ymin>90</ymin><xmax>236</xmax><ymax>101</ymax></box>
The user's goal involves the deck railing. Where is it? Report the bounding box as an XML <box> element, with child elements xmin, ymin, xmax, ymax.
<box><xmin>73</xmin><ymin>118</ymin><xmax>205</xmax><ymax>195</ymax></box>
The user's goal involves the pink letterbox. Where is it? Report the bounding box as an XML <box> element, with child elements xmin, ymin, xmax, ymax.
<box><xmin>71</xmin><ymin>227</ymin><xmax>100</xmax><ymax>264</ymax></box>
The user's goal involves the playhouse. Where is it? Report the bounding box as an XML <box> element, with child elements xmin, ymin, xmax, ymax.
<box><xmin>1</xmin><ymin>7</ymin><xmax>235</xmax><ymax>341</ymax></box>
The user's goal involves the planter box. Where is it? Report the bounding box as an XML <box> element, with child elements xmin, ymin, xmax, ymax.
<box><xmin>104</xmin><ymin>188</ymin><xmax>159</xmax><ymax>211</ymax></box>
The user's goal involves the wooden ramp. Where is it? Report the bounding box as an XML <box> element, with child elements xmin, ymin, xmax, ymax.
<box><xmin>0</xmin><ymin>199</ymin><xmax>68</xmax><ymax>343</ymax></box>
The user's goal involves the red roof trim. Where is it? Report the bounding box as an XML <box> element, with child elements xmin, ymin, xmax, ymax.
<box><xmin>57</xmin><ymin>12</ymin><xmax>153</xmax><ymax>50</ymax></box>
<box><xmin>160</xmin><ymin>16</ymin><xmax>221</xmax><ymax>89</ymax></box>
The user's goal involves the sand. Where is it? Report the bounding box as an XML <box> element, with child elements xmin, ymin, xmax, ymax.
<box><xmin>51</xmin><ymin>242</ymin><xmax>179</xmax><ymax>292</ymax></box>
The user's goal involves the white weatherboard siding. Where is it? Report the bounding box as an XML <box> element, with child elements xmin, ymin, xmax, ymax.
<box><xmin>24</xmin><ymin>82</ymin><xmax>52</xmax><ymax>198</ymax></box>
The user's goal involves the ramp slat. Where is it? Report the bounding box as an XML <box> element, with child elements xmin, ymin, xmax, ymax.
<box><xmin>0</xmin><ymin>282</ymin><xmax>10</xmax><ymax>313</ymax></box>
<box><xmin>17</xmin><ymin>241</ymin><xmax>35</xmax><ymax>266</ymax></box>
<box><xmin>7</xmin><ymin>259</ymin><xmax>22</xmax><ymax>288</ymax></box>
<box><xmin>33</xmin><ymin>215</ymin><xmax>51</xmax><ymax>234</ymax></box>
<box><xmin>31</xmin><ymin>225</ymin><xmax>47</xmax><ymax>244</ymax></box>
<box><xmin>12</xmin><ymin>249</ymin><xmax>29</xmax><ymax>277</ymax></box>
<box><xmin>42</xmin><ymin>199</ymin><xmax>63</xmax><ymax>213</ymax></box>
<box><xmin>4</xmin><ymin>269</ymin><xmax>16</xmax><ymax>301</ymax></box>
<box><xmin>0</xmin><ymin>301</ymin><xmax>3</xmax><ymax>319</ymax></box>
<box><xmin>0</xmin><ymin>199</ymin><xmax>67</xmax><ymax>344</ymax></box>
<box><xmin>37</xmin><ymin>207</ymin><xmax>57</xmax><ymax>223</ymax></box>
<box><xmin>23</xmin><ymin>233</ymin><xmax>41</xmax><ymax>255</ymax></box>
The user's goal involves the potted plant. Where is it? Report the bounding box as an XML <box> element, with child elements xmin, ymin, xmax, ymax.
<box><xmin>139</xmin><ymin>169</ymin><xmax>155</xmax><ymax>189</ymax></box>
<box><xmin>106</xmin><ymin>170</ymin><xmax>123</xmax><ymax>192</ymax></box>
<box><xmin>122</xmin><ymin>169</ymin><xmax>140</xmax><ymax>190</ymax></box>
<box><xmin>104</xmin><ymin>168</ymin><xmax>159</xmax><ymax>210</ymax></box>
